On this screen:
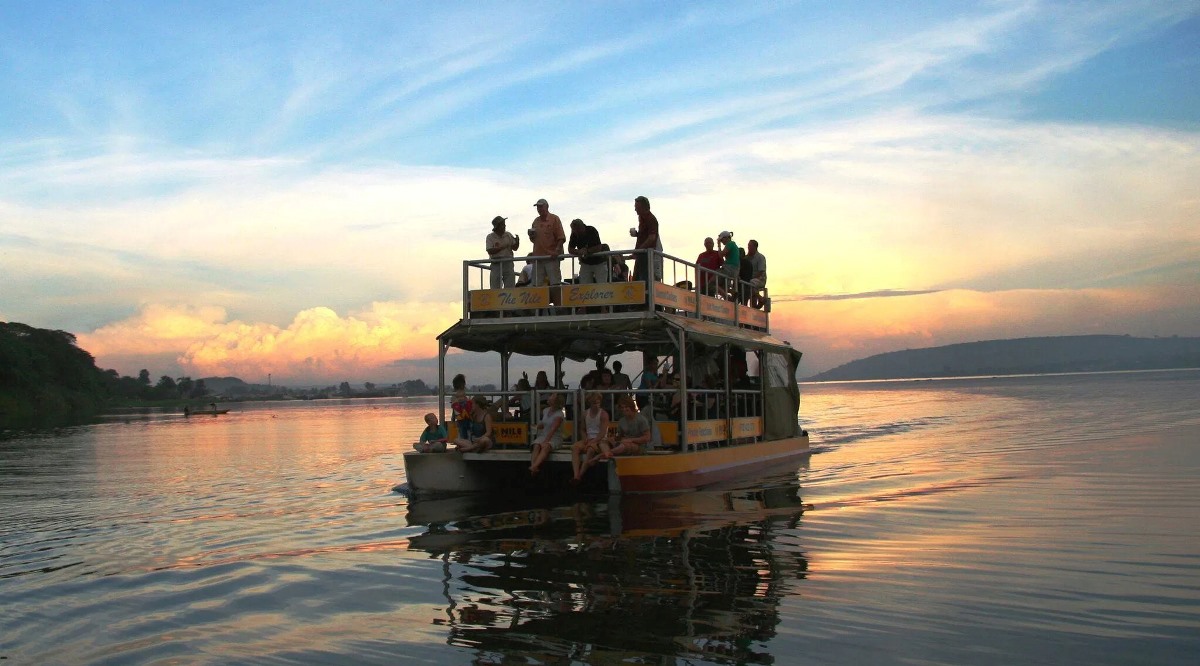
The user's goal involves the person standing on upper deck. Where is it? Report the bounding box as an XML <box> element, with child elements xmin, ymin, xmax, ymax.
<box><xmin>717</xmin><ymin>230</ymin><xmax>740</xmax><ymax>299</ymax></box>
<box><xmin>630</xmin><ymin>195</ymin><xmax>661</xmax><ymax>284</ymax></box>
<box><xmin>485</xmin><ymin>216</ymin><xmax>519</xmax><ymax>289</ymax></box>
<box><xmin>531</xmin><ymin>198</ymin><xmax>566</xmax><ymax>286</ymax></box>
<box><xmin>696</xmin><ymin>237</ymin><xmax>723</xmax><ymax>296</ymax></box>
<box><xmin>744</xmin><ymin>239</ymin><xmax>767</xmax><ymax>308</ymax></box>
<box><xmin>568</xmin><ymin>218</ymin><xmax>609</xmax><ymax>284</ymax></box>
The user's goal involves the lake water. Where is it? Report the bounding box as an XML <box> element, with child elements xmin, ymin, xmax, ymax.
<box><xmin>2</xmin><ymin>370</ymin><xmax>1199</xmax><ymax>664</ymax></box>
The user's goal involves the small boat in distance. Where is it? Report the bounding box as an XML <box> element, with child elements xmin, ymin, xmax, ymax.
<box><xmin>183</xmin><ymin>405</ymin><xmax>230</xmax><ymax>417</ymax></box>
<box><xmin>401</xmin><ymin>246</ymin><xmax>810</xmax><ymax>495</ymax></box>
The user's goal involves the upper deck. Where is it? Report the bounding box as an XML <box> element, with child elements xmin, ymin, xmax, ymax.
<box><xmin>460</xmin><ymin>248</ymin><xmax>770</xmax><ymax>334</ymax></box>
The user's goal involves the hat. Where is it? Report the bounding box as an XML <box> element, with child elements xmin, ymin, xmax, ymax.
<box><xmin>491</xmin><ymin>216</ymin><xmax>507</xmax><ymax>225</ymax></box>
<box><xmin>534</xmin><ymin>198</ymin><xmax>548</xmax><ymax>207</ymax></box>
<box><xmin>718</xmin><ymin>230</ymin><xmax>732</xmax><ymax>239</ymax></box>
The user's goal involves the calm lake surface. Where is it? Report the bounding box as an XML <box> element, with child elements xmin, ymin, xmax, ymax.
<box><xmin>3</xmin><ymin>370</ymin><xmax>1199</xmax><ymax>664</ymax></box>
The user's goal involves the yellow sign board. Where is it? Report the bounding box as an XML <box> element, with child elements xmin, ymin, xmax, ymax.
<box><xmin>653</xmin><ymin>283</ymin><xmax>697</xmax><ymax>311</ymax></box>
<box><xmin>730</xmin><ymin>417</ymin><xmax>763</xmax><ymax>438</ymax></box>
<box><xmin>469</xmin><ymin>287</ymin><xmax>550</xmax><ymax>311</ymax></box>
<box><xmin>685</xmin><ymin>419</ymin><xmax>729</xmax><ymax>444</ymax></box>
<box><xmin>738</xmin><ymin>306</ymin><xmax>768</xmax><ymax>328</ymax></box>
<box><xmin>492</xmin><ymin>422</ymin><xmax>529</xmax><ymax>445</ymax></box>
<box><xmin>699</xmin><ymin>296</ymin><xmax>736</xmax><ymax>320</ymax></box>
<box><xmin>561</xmin><ymin>282</ymin><xmax>646</xmax><ymax>307</ymax></box>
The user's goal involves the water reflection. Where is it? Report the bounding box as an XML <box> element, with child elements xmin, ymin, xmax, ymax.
<box><xmin>404</xmin><ymin>480</ymin><xmax>811</xmax><ymax>663</ymax></box>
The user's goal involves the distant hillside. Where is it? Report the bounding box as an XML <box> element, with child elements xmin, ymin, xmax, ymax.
<box><xmin>200</xmin><ymin>376</ymin><xmax>272</xmax><ymax>396</ymax></box>
<box><xmin>807</xmin><ymin>335</ymin><xmax>1200</xmax><ymax>382</ymax></box>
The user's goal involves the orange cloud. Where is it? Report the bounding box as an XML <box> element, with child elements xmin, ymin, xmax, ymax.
<box><xmin>79</xmin><ymin>301</ymin><xmax>462</xmax><ymax>383</ymax></box>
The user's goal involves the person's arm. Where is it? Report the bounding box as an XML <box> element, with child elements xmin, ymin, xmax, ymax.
<box><xmin>568</xmin><ymin>231</ymin><xmax>582</xmax><ymax>256</ymax></box>
<box><xmin>486</xmin><ymin>234</ymin><xmax>502</xmax><ymax>256</ymax></box>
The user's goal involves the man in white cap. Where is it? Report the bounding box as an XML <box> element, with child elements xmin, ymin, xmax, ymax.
<box><xmin>531</xmin><ymin>198</ymin><xmax>565</xmax><ymax>286</ymax></box>
<box><xmin>717</xmin><ymin>230</ymin><xmax>740</xmax><ymax>299</ymax></box>
<box><xmin>485</xmin><ymin>216</ymin><xmax>519</xmax><ymax>288</ymax></box>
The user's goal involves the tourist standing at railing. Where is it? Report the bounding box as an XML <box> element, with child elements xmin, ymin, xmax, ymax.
<box><xmin>568</xmin><ymin>218</ymin><xmax>609</xmax><ymax>284</ymax></box>
<box><xmin>717</xmin><ymin>230</ymin><xmax>740</xmax><ymax>299</ymax></box>
<box><xmin>631</xmin><ymin>195</ymin><xmax>661</xmax><ymax>284</ymax></box>
<box><xmin>485</xmin><ymin>216</ymin><xmax>519</xmax><ymax>288</ymax></box>
<box><xmin>531</xmin><ymin>198</ymin><xmax>566</xmax><ymax>286</ymax></box>
<box><xmin>611</xmin><ymin>360</ymin><xmax>632</xmax><ymax>391</ymax></box>
<box><xmin>696</xmin><ymin>237</ymin><xmax>723</xmax><ymax>296</ymax></box>
<box><xmin>744</xmin><ymin>239</ymin><xmax>767</xmax><ymax>308</ymax></box>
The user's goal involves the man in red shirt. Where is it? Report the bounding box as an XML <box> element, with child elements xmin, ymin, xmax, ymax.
<box><xmin>695</xmin><ymin>237</ymin><xmax>723</xmax><ymax>296</ymax></box>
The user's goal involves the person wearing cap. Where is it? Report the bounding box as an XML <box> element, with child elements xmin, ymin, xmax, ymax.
<box><xmin>717</xmin><ymin>230</ymin><xmax>740</xmax><ymax>299</ymax></box>
<box><xmin>485</xmin><ymin>215</ymin><xmax>520</xmax><ymax>289</ymax></box>
<box><xmin>531</xmin><ymin>198</ymin><xmax>566</xmax><ymax>286</ymax></box>
<box><xmin>631</xmin><ymin>195</ymin><xmax>660</xmax><ymax>284</ymax></box>
<box><xmin>568</xmin><ymin>218</ymin><xmax>609</xmax><ymax>285</ymax></box>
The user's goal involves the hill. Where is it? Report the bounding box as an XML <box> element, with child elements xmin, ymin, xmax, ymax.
<box><xmin>806</xmin><ymin>335</ymin><xmax>1200</xmax><ymax>382</ymax></box>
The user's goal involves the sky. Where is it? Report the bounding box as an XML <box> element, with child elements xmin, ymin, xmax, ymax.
<box><xmin>1</xmin><ymin>0</ymin><xmax>1198</xmax><ymax>386</ymax></box>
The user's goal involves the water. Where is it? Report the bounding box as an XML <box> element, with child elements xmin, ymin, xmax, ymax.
<box><xmin>2</xmin><ymin>371</ymin><xmax>1199</xmax><ymax>664</ymax></box>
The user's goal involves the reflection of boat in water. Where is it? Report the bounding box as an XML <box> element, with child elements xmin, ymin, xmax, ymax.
<box><xmin>402</xmin><ymin>247</ymin><xmax>810</xmax><ymax>495</ymax></box>
<box><xmin>403</xmin><ymin>475</ymin><xmax>810</xmax><ymax>662</ymax></box>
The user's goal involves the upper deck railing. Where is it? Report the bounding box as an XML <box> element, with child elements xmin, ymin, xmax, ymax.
<box><xmin>461</xmin><ymin>249</ymin><xmax>770</xmax><ymax>332</ymax></box>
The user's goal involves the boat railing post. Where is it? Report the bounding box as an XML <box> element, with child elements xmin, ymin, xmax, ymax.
<box><xmin>462</xmin><ymin>260</ymin><xmax>470</xmax><ymax>320</ymax></box>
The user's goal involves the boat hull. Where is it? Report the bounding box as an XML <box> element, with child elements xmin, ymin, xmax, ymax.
<box><xmin>610</xmin><ymin>434</ymin><xmax>809</xmax><ymax>492</ymax></box>
<box><xmin>401</xmin><ymin>433</ymin><xmax>809</xmax><ymax>495</ymax></box>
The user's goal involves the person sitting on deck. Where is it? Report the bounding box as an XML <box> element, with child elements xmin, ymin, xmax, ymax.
<box><xmin>572</xmin><ymin>391</ymin><xmax>611</xmax><ymax>482</ymax></box>
<box><xmin>592</xmin><ymin>396</ymin><xmax>652</xmax><ymax>462</ymax></box>
<box><xmin>530</xmin><ymin>393</ymin><xmax>566</xmax><ymax>476</ymax></box>
<box><xmin>412</xmin><ymin>413</ymin><xmax>449</xmax><ymax>453</ymax></box>
<box><xmin>453</xmin><ymin>395</ymin><xmax>495</xmax><ymax>453</ymax></box>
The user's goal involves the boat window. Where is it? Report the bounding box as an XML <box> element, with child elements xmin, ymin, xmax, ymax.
<box><xmin>764</xmin><ymin>352</ymin><xmax>791</xmax><ymax>388</ymax></box>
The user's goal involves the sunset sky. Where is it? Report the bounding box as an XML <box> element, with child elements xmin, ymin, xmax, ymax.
<box><xmin>2</xmin><ymin>1</ymin><xmax>1198</xmax><ymax>385</ymax></box>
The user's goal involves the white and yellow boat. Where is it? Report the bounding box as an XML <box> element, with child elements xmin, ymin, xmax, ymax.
<box><xmin>401</xmin><ymin>248</ymin><xmax>810</xmax><ymax>494</ymax></box>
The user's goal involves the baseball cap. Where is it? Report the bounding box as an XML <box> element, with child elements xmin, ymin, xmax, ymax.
<box><xmin>491</xmin><ymin>216</ymin><xmax>507</xmax><ymax>225</ymax></box>
<box><xmin>534</xmin><ymin>198</ymin><xmax>548</xmax><ymax>207</ymax></box>
<box><xmin>717</xmin><ymin>230</ymin><xmax>732</xmax><ymax>239</ymax></box>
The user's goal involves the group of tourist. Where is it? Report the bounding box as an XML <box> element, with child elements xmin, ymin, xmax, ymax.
<box><xmin>409</xmin><ymin>357</ymin><xmax>656</xmax><ymax>480</ymax></box>
<box><xmin>484</xmin><ymin>196</ymin><xmax>766</xmax><ymax>307</ymax></box>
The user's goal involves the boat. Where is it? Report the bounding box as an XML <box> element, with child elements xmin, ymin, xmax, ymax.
<box><xmin>401</xmin><ymin>246</ymin><xmax>810</xmax><ymax>494</ymax></box>
<box><xmin>184</xmin><ymin>408</ymin><xmax>230</xmax><ymax>416</ymax></box>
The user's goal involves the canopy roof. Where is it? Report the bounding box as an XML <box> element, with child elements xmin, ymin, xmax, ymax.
<box><xmin>438</xmin><ymin>312</ymin><xmax>799</xmax><ymax>361</ymax></box>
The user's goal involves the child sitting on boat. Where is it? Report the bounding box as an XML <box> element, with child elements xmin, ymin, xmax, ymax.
<box><xmin>412</xmin><ymin>413</ymin><xmax>448</xmax><ymax>453</ymax></box>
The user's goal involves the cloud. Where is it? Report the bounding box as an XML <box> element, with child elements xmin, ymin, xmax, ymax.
<box><xmin>78</xmin><ymin>301</ymin><xmax>461</xmax><ymax>384</ymax></box>
<box><xmin>772</xmin><ymin>285</ymin><xmax>1200</xmax><ymax>373</ymax></box>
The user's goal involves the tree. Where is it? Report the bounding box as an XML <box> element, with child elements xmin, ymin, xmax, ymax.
<box><xmin>137</xmin><ymin>369</ymin><xmax>151</xmax><ymax>386</ymax></box>
<box><xmin>190</xmin><ymin>379</ymin><xmax>208</xmax><ymax>399</ymax></box>
<box><xmin>339</xmin><ymin>381</ymin><xmax>352</xmax><ymax>396</ymax></box>
<box><xmin>364</xmin><ymin>381</ymin><xmax>376</xmax><ymax>391</ymax></box>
